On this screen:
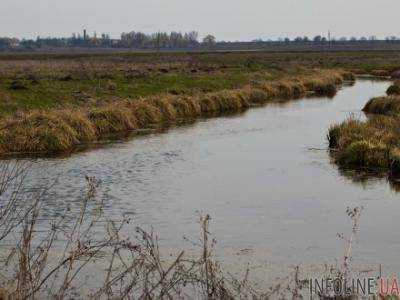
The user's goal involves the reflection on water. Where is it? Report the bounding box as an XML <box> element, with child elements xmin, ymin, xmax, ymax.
<box><xmin>13</xmin><ymin>79</ymin><xmax>400</xmax><ymax>278</ymax></box>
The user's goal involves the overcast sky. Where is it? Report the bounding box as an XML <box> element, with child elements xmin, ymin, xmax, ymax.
<box><xmin>1</xmin><ymin>0</ymin><xmax>399</xmax><ymax>40</ymax></box>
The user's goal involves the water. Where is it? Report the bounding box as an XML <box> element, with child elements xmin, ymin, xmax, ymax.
<box><xmin>15</xmin><ymin>79</ymin><xmax>399</xmax><ymax>278</ymax></box>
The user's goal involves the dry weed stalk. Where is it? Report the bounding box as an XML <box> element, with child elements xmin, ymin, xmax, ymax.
<box><xmin>0</xmin><ymin>163</ymin><xmax>365</xmax><ymax>299</ymax></box>
<box><xmin>0</xmin><ymin>164</ymin><xmax>276</xmax><ymax>299</ymax></box>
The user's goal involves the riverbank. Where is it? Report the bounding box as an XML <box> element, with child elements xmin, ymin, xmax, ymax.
<box><xmin>0</xmin><ymin>79</ymin><xmax>395</xmax><ymax>298</ymax></box>
<box><xmin>328</xmin><ymin>81</ymin><xmax>400</xmax><ymax>176</ymax></box>
<box><xmin>0</xmin><ymin>69</ymin><xmax>354</xmax><ymax>156</ymax></box>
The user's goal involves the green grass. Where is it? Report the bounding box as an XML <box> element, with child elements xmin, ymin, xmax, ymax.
<box><xmin>0</xmin><ymin>69</ymin><xmax>350</xmax><ymax>155</ymax></box>
<box><xmin>0</xmin><ymin>70</ymin><xmax>275</xmax><ymax>115</ymax></box>
<box><xmin>0</xmin><ymin>50</ymin><xmax>399</xmax><ymax>116</ymax></box>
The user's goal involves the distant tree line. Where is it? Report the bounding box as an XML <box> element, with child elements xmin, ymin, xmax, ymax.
<box><xmin>251</xmin><ymin>35</ymin><xmax>400</xmax><ymax>43</ymax></box>
<box><xmin>1</xmin><ymin>31</ymin><xmax>400</xmax><ymax>51</ymax></box>
<box><xmin>0</xmin><ymin>30</ymin><xmax>214</xmax><ymax>50</ymax></box>
<box><xmin>120</xmin><ymin>31</ymin><xmax>201</xmax><ymax>48</ymax></box>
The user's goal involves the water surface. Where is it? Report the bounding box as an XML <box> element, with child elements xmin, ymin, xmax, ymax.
<box><xmin>19</xmin><ymin>79</ymin><xmax>398</xmax><ymax>278</ymax></box>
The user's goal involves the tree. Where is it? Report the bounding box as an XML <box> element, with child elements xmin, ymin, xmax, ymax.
<box><xmin>202</xmin><ymin>34</ymin><xmax>216</xmax><ymax>48</ymax></box>
<box><xmin>185</xmin><ymin>31</ymin><xmax>199</xmax><ymax>47</ymax></box>
<box><xmin>0</xmin><ymin>38</ymin><xmax>12</xmax><ymax>49</ymax></box>
<box><xmin>313</xmin><ymin>35</ymin><xmax>322</xmax><ymax>43</ymax></box>
<box><xmin>294</xmin><ymin>36</ymin><xmax>303</xmax><ymax>42</ymax></box>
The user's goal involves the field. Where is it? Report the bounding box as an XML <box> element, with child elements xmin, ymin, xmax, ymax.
<box><xmin>1</xmin><ymin>51</ymin><xmax>399</xmax><ymax>114</ymax></box>
<box><xmin>1</xmin><ymin>51</ymin><xmax>400</xmax><ymax>298</ymax></box>
<box><xmin>0</xmin><ymin>50</ymin><xmax>399</xmax><ymax>156</ymax></box>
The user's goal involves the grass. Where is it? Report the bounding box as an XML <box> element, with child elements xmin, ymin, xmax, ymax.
<box><xmin>0</xmin><ymin>69</ymin><xmax>353</xmax><ymax>155</ymax></box>
<box><xmin>363</xmin><ymin>96</ymin><xmax>400</xmax><ymax>115</ymax></box>
<box><xmin>0</xmin><ymin>50</ymin><xmax>392</xmax><ymax>116</ymax></box>
<box><xmin>0</xmin><ymin>50</ymin><xmax>397</xmax><ymax>156</ymax></box>
<box><xmin>386</xmin><ymin>81</ymin><xmax>400</xmax><ymax>95</ymax></box>
<box><xmin>328</xmin><ymin>116</ymin><xmax>400</xmax><ymax>176</ymax></box>
<box><xmin>328</xmin><ymin>78</ymin><xmax>400</xmax><ymax>177</ymax></box>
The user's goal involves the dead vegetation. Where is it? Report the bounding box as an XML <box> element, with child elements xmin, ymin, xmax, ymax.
<box><xmin>328</xmin><ymin>79</ymin><xmax>400</xmax><ymax>177</ymax></box>
<box><xmin>363</xmin><ymin>96</ymin><xmax>400</xmax><ymax>116</ymax></box>
<box><xmin>0</xmin><ymin>162</ymin><xmax>379</xmax><ymax>299</ymax></box>
<box><xmin>0</xmin><ymin>163</ymin><xmax>308</xmax><ymax>299</ymax></box>
<box><xmin>328</xmin><ymin>115</ymin><xmax>400</xmax><ymax>176</ymax></box>
<box><xmin>0</xmin><ymin>70</ymin><xmax>354</xmax><ymax>156</ymax></box>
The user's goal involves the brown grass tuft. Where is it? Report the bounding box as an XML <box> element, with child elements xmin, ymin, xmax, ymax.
<box><xmin>0</xmin><ymin>112</ymin><xmax>80</xmax><ymax>153</ymax></box>
<box><xmin>89</xmin><ymin>105</ymin><xmax>137</xmax><ymax>135</ymax></box>
<box><xmin>147</xmin><ymin>96</ymin><xmax>178</xmax><ymax>122</ymax></box>
<box><xmin>386</xmin><ymin>82</ymin><xmax>400</xmax><ymax>96</ymax></box>
<box><xmin>363</xmin><ymin>96</ymin><xmax>400</xmax><ymax>116</ymax></box>
<box><xmin>197</xmin><ymin>94</ymin><xmax>219</xmax><ymax>114</ymax></box>
<box><xmin>328</xmin><ymin>116</ymin><xmax>400</xmax><ymax>173</ymax></box>
<box><xmin>170</xmin><ymin>97</ymin><xmax>202</xmax><ymax>119</ymax></box>
<box><xmin>57</xmin><ymin>110</ymin><xmax>97</xmax><ymax>142</ymax></box>
<box><xmin>131</xmin><ymin>101</ymin><xmax>163</xmax><ymax>128</ymax></box>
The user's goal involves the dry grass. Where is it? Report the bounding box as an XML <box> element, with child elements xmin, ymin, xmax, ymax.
<box><xmin>59</xmin><ymin>110</ymin><xmax>97</xmax><ymax>142</ymax></box>
<box><xmin>0</xmin><ymin>69</ymin><xmax>354</xmax><ymax>156</ymax></box>
<box><xmin>147</xmin><ymin>96</ymin><xmax>178</xmax><ymax>122</ymax></box>
<box><xmin>169</xmin><ymin>96</ymin><xmax>201</xmax><ymax>118</ymax></box>
<box><xmin>386</xmin><ymin>82</ymin><xmax>400</xmax><ymax>96</ymax></box>
<box><xmin>0</xmin><ymin>112</ymin><xmax>80</xmax><ymax>153</ymax></box>
<box><xmin>89</xmin><ymin>104</ymin><xmax>137</xmax><ymax>135</ymax></box>
<box><xmin>328</xmin><ymin>116</ymin><xmax>400</xmax><ymax>175</ymax></box>
<box><xmin>330</xmin><ymin>89</ymin><xmax>400</xmax><ymax>176</ymax></box>
<box><xmin>363</xmin><ymin>96</ymin><xmax>400</xmax><ymax>116</ymax></box>
<box><xmin>130</xmin><ymin>100</ymin><xmax>163</xmax><ymax>128</ymax></box>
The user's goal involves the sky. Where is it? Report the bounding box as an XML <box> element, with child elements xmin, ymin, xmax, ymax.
<box><xmin>1</xmin><ymin>0</ymin><xmax>400</xmax><ymax>41</ymax></box>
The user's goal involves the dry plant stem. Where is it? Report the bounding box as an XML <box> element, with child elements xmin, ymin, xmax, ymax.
<box><xmin>343</xmin><ymin>207</ymin><xmax>363</xmax><ymax>280</ymax></box>
<box><xmin>0</xmin><ymin>163</ymin><xmax>314</xmax><ymax>298</ymax></box>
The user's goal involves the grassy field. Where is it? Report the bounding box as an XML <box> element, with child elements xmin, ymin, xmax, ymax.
<box><xmin>0</xmin><ymin>51</ymin><xmax>399</xmax><ymax>113</ymax></box>
<box><xmin>1</xmin><ymin>50</ymin><xmax>400</xmax><ymax>155</ymax></box>
<box><xmin>1</xmin><ymin>50</ymin><xmax>399</xmax><ymax>114</ymax></box>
